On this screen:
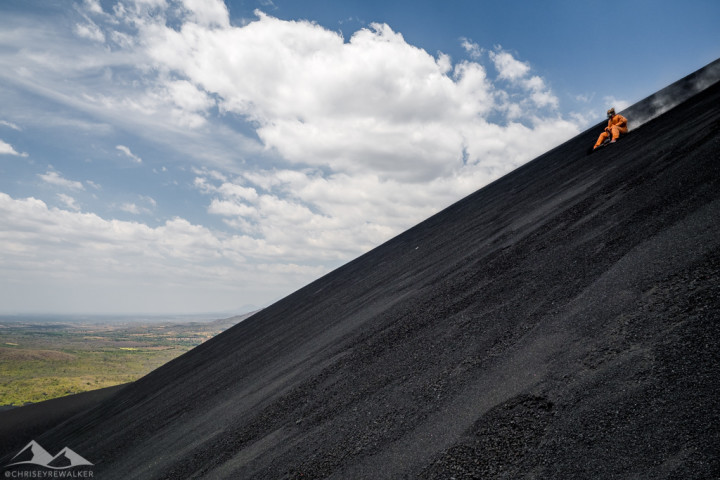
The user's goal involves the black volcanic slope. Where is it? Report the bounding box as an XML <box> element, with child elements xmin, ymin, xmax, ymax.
<box><xmin>3</xmin><ymin>61</ymin><xmax>720</xmax><ymax>479</ymax></box>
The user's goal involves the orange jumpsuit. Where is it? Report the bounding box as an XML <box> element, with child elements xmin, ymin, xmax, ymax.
<box><xmin>594</xmin><ymin>113</ymin><xmax>628</xmax><ymax>149</ymax></box>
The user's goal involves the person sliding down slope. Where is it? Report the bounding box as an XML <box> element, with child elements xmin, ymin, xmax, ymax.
<box><xmin>593</xmin><ymin>107</ymin><xmax>628</xmax><ymax>150</ymax></box>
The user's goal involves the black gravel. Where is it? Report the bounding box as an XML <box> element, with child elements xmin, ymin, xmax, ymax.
<box><xmin>2</xmin><ymin>60</ymin><xmax>719</xmax><ymax>479</ymax></box>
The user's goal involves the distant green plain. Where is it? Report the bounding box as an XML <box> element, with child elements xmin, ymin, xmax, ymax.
<box><xmin>0</xmin><ymin>316</ymin><xmax>248</xmax><ymax>406</ymax></box>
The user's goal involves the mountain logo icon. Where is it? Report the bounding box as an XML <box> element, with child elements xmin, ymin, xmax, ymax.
<box><xmin>6</xmin><ymin>440</ymin><xmax>93</xmax><ymax>470</ymax></box>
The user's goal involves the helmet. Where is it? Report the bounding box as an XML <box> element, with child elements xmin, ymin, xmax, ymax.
<box><xmin>607</xmin><ymin>108</ymin><xmax>616</xmax><ymax>117</ymax></box>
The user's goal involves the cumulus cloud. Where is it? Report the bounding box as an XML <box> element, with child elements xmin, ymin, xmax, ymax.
<box><xmin>75</xmin><ymin>20</ymin><xmax>105</xmax><ymax>42</ymax></box>
<box><xmin>490</xmin><ymin>49</ymin><xmax>531</xmax><ymax>81</ymax></box>
<box><xmin>162</xmin><ymin>80</ymin><xmax>215</xmax><ymax>127</ymax></box>
<box><xmin>204</xmin><ymin>174</ymin><xmax>428</xmax><ymax>255</ymax></box>
<box><xmin>54</xmin><ymin>2</ymin><xmax>576</xmax><ymax>184</ymax></box>
<box><xmin>71</xmin><ymin>2</ymin><xmax>578</xmax><ymax>270</ymax></box>
<box><xmin>461</xmin><ymin>38</ymin><xmax>483</xmax><ymax>60</ymax></box>
<box><xmin>0</xmin><ymin>120</ymin><xmax>22</xmax><ymax>131</ymax></box>
<box><xmin>1</xmin><ymin>1</ymin><xmax>584</xmax><ymax>312</ymax></box>
<box><xmin>179</xmin><ymin>0</ymin><xmax>230</xmax><ymax>28</ymax></box>
<box><xmin>119</xmin><ymin>203</ymin><xmax>142</xmax><ymax>214</ymax></box>
<box><xmin>116</xmin><ymin>145</ymin><xmax>143</xmax><ymax>163</ymax></box>
<box><xmin>489</xmin><ymin>47</ymin><xmax>560</xmax><ymax>111</ymax></box>
<box><xmin>38</xmin><ymin>169</ymin><xmax>85</xmax><ymax>190</ymax></box>
<box><xmin>118</xmin><ymin>195</ymin><xmax>157</xmax><ymax>215</ymax></box>
<box><xmin>0</xmin><ymin>139</ymin><xmax>28</xmax><ymax>157</ymax></box>
<box><xmin>603</xmin><ymin>96</ymin><xmax>631</xmax><ymax>112</ymax></box>
<box><xmin>127</xmin><ymin>10</ymin><xmax>574</xmax><ymax>183</ymax></box>
<box><xmin>81</xmin><ymin>0</ymin><xmax>104</xmax><ymax>14</ymax></box>
<box><xmin>0</xmin><ymin>192</ymin><xmax>323</xmax><ymax>312</ymax></box>
<box><xmin>57</xmin><ymin>193</ymin><xmax>81</xmax><ymax>211</ymax></box>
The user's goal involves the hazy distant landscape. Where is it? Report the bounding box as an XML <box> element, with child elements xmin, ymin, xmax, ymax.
<box><xmin>0</xmin><ymin>313</ymin><xmax>256</xmax><ymax>406</ymax></box>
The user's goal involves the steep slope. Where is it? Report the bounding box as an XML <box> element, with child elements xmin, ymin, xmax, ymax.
<box><xmin>4</xmin><ymin>60</ymin><xmax>720</xmax><ymax>479</ymax></box>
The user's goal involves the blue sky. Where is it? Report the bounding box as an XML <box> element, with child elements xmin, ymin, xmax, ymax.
<box><xmin>1</xmin><ymin>0</ymin><xmax>718</xmax><ymax>315</ymax></box>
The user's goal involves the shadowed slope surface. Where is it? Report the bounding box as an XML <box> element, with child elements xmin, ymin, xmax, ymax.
<box><xmin>4</xmin><ymin>62</ymin><xmax>720</xmax><ymax>479</ymax></box>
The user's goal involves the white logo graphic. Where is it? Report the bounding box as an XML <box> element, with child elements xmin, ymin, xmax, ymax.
<box><xmin>6</xmin><ymin>440</ymin><xmax>93</xmax><ymax>470</ymax></box>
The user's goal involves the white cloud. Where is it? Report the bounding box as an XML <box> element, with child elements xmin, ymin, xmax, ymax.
<box><xmin>159</xmin><ymin>79</ymin><xmax>215</xmax><ymax>127</ymax></box>
<box><xmin>57</xmin><ymin>193</ymin><xmax>81</xmax><ymax>211</ymax></box>
<box><xmin>38</xmin><ymin>170</ymin><xmax>85</xmax><ymax>190</ymax></box>
<box><xmin>489</xmin><ymin>48</ymin><xmax>559</xmax><ymax>111</ymax></box>
<box><xmin>124</xmin><ymin>0</ymin><xmax>168</xmax><ymax>11</ymax></box>
<box><xmin>0</xmin><ymin>139</ymin><xmax>28</xmax><ymax>157</ymax></box>
<box><xmin>142</xmin><ymin>195</ymin><xmax>158</xmax><ymax>208</ymax></box>
<box><xmin>0</xmin><ymin>120</ymin><xmax>21</xmax><ymax>131</ymax></box>
<box><xmin>4</xmin><ymin>5</ymin><xmax>576</xmax><ymax>182</ymax></box>
<box><xmin>0</xmin><ymin>2</ymin><xmax>584</xmax><ymax>313</ymax></box>
<box><xmin>131</xmin><ymin>12</ymin><xmax>574</xmax><ymax>184</ymax></box>
<box><xmin>568</xmin><ymin>110</ymin><xmax>594</xmax><ymax>127</ymax></box>
<box><xmin>180</xmin><ymin>0</ymin><xmax>230</xmax><ymax>28</ymax></box>
<box><xmin>603</xmin><ymin>96</ymin><xmax>631</xmax><ymax>112</ymax></box>
<box><xmin>118</xmin><ymin>202</ymin><xmax>150</xmax><ymax>215</ymax></box>
<box><xmin>166</xmin><ymin>80</ymin><xmax>214</xmax><ymax>113</ymax></box>
<box><xmin>0</xmin><ymin>192</ymin><xmax>322</xmax><ymax>313</ymax></box>
<box><xmin>192</xmin><ymin>167</ymin><xmax>227</xmax><ymax>183</ymax></box>
<box><xmin>461</xmin><ymin>38</ymin><xmax>483</xmax><ymax>60</ymax></box>
<box><xmin>116</xmin><ymin>145</ymin><xmax>143</xmax><ymax>163</ymax></box>
<box><xmin>118</xmin><ymin>195</ymin><xmax>157</xmax><ymax>215</ymax></box>
<box><xmin>529</xmin><ymin>87</ymin><xmax>559</xmax><ymax>109</ymax></box>
<box><xmin>119</xmin><ymin>203</ymin><xmax>141</xmax><ymax>214</ymax></box>
<box><xmin>75</xmin><ymin>21</ymin><xmax>105</xmax><ymax>42</ymax></box>
<box><xmin>490</xmin><ymin>49</ymin><xmax>531</xmax><ymax>81</ymax></box>
<box><xmin>86</xmin><ymin>5</ymin><xmax>577</xmax><ymax>270</ymax></box>
<box><xmin>81</xmin><ymin>0</ymin><xmax>104</xmax><ymax>14</ymax></box>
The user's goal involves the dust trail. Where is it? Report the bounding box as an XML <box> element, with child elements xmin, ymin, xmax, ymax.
<box><xmin>622</xmin><ymin>58</ymin><xmax>720</xmax><ymax>130</ymax></box>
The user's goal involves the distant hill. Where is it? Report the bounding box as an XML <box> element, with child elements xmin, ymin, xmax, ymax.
<box><xmin>2</xmin><ymin>59</ymin><xmax>719</xmax><ymax>479</ymax></box>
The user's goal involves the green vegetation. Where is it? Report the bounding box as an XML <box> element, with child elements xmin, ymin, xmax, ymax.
<box><xmin>0</xmin><ymin>315</ymin><xmax>251</xmax><ymax>406</ymax></box>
